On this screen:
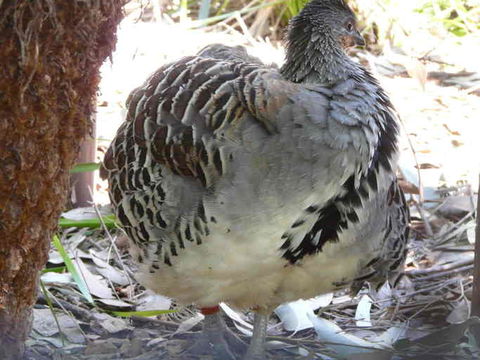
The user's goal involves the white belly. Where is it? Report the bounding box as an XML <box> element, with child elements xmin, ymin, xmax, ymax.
<box><xmin>136</xmin><ymin>201</ymin><xmax>380</xmax><ymax>309</ymax></box>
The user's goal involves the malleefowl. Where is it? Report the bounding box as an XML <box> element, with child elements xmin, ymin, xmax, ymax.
<box><xmin>100</xmin><ymin>0</ymin><xmax>409</xmax><ymax>358</ymax></box>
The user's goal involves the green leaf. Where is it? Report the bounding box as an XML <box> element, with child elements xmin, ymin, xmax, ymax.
<box><xmin>286</xmin><ymin>0</ymin><xmax>309</xmax><ymax>17</ymax></box>
<box><xmin>110</xmin><ymin>309</ymin><xmax>177</xmax><ymax>318</ymax></box>
<box><xmin>70</xmin><ymin>162</ymin><xmax>101</xmax><ymax>174</ymax></box>
<box><xmin>59</xmin><ymin>214</ymin><xmax>117</xmax><ymax>229</ymax></box>
<box><xmin>52</xmin><ymin>235</ymin><xmax>94</xmax><ymax>304</ymax></box>
<box><xmin>41</xmin><ymin>266</ymin><xmax>67</xmax><ymax>274</ymax></box>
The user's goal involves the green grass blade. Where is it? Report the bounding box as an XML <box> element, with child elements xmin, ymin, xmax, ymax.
<box><xmin>41</xmin><ymin>266</ymin><xmax>67</xmax><ymax>274</ymax></box>
<box><xmin>70</xmin><ymin>162</ymin><xmax>101</xmax><ymax>174</ymax></box>
<box><xmin>40</xmin><ymin>280</ymin><xmax>66</xmax><ymax>346</ymax></box>
<box><xmin>59</xmin><ymin>214</ymin><xmax>117</xmax><ymax>229</ymax></box>
<box><xmin>110</xmin><ymin>309</ymin><xmax>177</xmax><ymax>318</ymax></box>
<box><xmin>215</xmin><ymin>0</ymin><xmax>231</xmax><ymax>16</ymax></box>
<box><xmin>52</xmin><ymin>235</ymin><xmax>94</xmax><ymax>304</ymax></box>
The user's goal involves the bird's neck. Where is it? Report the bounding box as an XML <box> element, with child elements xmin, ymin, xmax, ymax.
<box><xmin>280</xmin><ymin>35</ymin><xmax>358</xmax><ymax>85</ymax></box>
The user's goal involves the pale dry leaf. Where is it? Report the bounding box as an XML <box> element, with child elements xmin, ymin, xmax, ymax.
<box><xmin>146</xmin><ymin>337</ymin><xmax>167</xmax><ymax>347</ymax></box>
<box><xmin>467</xmin><ymin>225</ymin><xmax>476</xmax><ymax>244</ymax></box>
<box><xmin>355</xmin><ymin>295</ymin><xmax>372</xmax><ymax>327</ymax></box>
<box><xmin>75</xmin><ymin>256</ymin><xmax>114</xmax><ymax>299</ymax></box>
<box><xmin>275</xmin><ymin>300</ymin><xmax>315</xmax><ymax>332</ymax></box>
<box><xmin>64</xmin><ymin>228</ymin><xmax>89</xmax><ymax>251</ymax></box>
<box><xmin>137</xmin><ymin>290</ymin><xmax>172</xmax><ymax>311</ymax></box>
<box><xmin>33</xmin><ymin>309</ymin><xmax>61</xmax><ymax>337</ymax></box>
<box><xmin>96</xmin><ymin>298</ymin><xmax>133</xmax><ymax>309</ymax></box>
<box><xmin>437</xmin><ymin>196</ymin><xmax>477</xmax><ymax>219</ymax></box>
<box><xmin>93</xmin><ymin>313</ymin><xmax>131</xmax><ymax>334</ymax></box>
<box><xmin>41</xmin><ymin>272</ymin><xmax>74</xmax><ymax>285</ymax></box>
<box><xmin>405</xmin><ymin>58</ymin><xmax>427</xmax><ymax>90</ymax></box>
<box><xmin>29</xmin><ymin>334</ymin><xmax>65</xmax><ymax>348</ymax></box>
<box><xmin>32</xmin><ymin>309</ymin><xmax>85</xmax><ymax>344</ymax></box>
<box><xmin>385</xmin><ymin>47</ymin><xmax>427</xmax><ymax>90</ymax></box>
<box><xmin>84</xmin><ymin>339</ymin><xmax>119</xmax><ymax>355</ymax></box>
<box><xmin>307</xmin><ymin>293</ymin><xmax>334</xmax><ymax>310</ymax></box>
<box><xmin>332</xmin><ymin>295</ymin><xmax>351</xmax><ymax>305</ymax></box>
<box><xmin>220</xmin><ymin>303</ymin><xmax>251</xmax><ymax>329</ymax></box>
<box><xmin>90</xmin><ymin>250</ymin><xmax>130</xmax><ymax>286</ymax></box>
<box><xmin>62</xmin><ymin>206</ymin><xmax>110</xmax><ymax>221</ymax></box>
<box><xmin>62</xmin><ymin>208</ymin><xmax>96</xmax><ymax>221</ymax></box>
<box><xmin>308</xmin><ymin>314</ymin><xmax>392</xmax><ymax>359</ymax></box>
<box><xmin>48</xmin><ymin>249</ymin><xmax>65</xmax><ymax>265</ymax></box>
<box><xmin>375</xmin><ymin>326</ymin><xmax>407</xmax><ymax>347</ymax></box>
<box><xmin>446</xmin><ymin>298</ymin><xmax>471</xmax><ymax>324</ymax></box>
<box><xmin>374</xmin><ymin>282</ymin><xmax>393</xmax><ymax>308</ymax></box>
<box><xmin>174</xmin><ymin>313</ymin><xmax>204</xmax><ymax>334</ymax></box>
<box><xmin>220</xmin><ymin>303</ymin><xmax>252</xmax><ymax>336</ymax></box>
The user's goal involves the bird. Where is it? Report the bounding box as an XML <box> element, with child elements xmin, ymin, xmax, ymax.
<box><xmin>100</xmin><ymin>0</ymin><xmax>409</xmax><ymax>359</ymax></box>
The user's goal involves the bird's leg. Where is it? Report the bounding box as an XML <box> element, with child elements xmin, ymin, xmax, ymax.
<box><xmin>183</xmin><ymin>306</ymin><xmax>246</xmax><ymax>360</ymax></box>
<box><xmin>243</xmin><ymin>311</ymin><xmax>269</xmax><ymax>360</ymax></box>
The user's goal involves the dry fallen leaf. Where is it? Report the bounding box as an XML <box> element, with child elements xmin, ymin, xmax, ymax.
<box><xmin>355</xmin><ymin>295</ymin><xmax>373</xmax><ymax>328</ymax></box>
<box><xmin>446</xmin><ymin>298</ymin><xmax>471</xmax><ymax>324</ymax></box>
<box><xmin>437</xmin><ymin>195</ymin><xmax>476</xmax><ymax>220</ymax></box>
<box><xmin>75</xmin><ymin>256</ymin><xmax>114</xmax><ymax>299</ymax></box>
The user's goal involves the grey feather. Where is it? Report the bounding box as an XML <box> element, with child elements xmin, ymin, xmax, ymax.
<box><xmin>100</xmin><ymin>0</ymin><xmax>409</xmax><ymax>310</ymax></box>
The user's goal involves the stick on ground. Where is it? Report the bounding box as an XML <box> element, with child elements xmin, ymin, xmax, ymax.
<box><xmin>471</xmin><ymin>175</ymin><xmax>480</xmax><ymax>317</ymax></box>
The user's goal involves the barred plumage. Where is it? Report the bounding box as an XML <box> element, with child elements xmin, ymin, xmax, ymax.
<box><xmin>101</xmin><ymin>0</ymin><xmax>409</xmax><ymax>358</ymax></box>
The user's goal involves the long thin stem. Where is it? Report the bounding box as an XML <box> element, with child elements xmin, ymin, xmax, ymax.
<box><xmin>471</xmin><ymin>175</ymin><xmax>480</xmax><ymax>317</ymax></box>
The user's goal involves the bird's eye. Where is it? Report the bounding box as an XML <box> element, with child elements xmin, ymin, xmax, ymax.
<box><xmin>346</xmin><ymin>23</ymin><xmax>354</xmax><ymax>32</ymax></box>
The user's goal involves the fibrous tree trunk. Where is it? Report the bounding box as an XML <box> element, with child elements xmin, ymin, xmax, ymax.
<box><xmin>0</xmin><ymin>1</ymin><xmax>124</xmax><ymax>359</ymax></box>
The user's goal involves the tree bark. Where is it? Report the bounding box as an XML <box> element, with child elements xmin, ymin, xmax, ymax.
<box><xmin>0</xmin><ymin>1</ymin><xmax>124</xmax><ymax>358</ymax></box>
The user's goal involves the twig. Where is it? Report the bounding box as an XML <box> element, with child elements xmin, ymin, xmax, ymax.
<box><xmin>397</xmin><ymin>113</ymin><xmax>434</xmax><ymax>237</ymax></box>
<box><xmin>414</xmin><ymin>201</ymin><xmax>434</xmax><ymax>238</ymax></box>
<box><xmin>90</xmin><ymin>189</ymin><xmax>134</xmax><ymax>290</ymax></box>
<box><xmin>414</xmin><ymin>264</ymin><xmax>473</xmax><ymax>282</ymax></box>
<box><xmin>37</xmin><ymin>293</ymin><xmax>96</xmax><ymax>323</ymax></box>
<box><xmin>129</xmin><ymin>315</ymin><xmax>180</xmax><ymax>331</ymax></box>
<box><xmin>397</xmin><ymin>116</ymin><xmax>424</xmax><ymax>203</ymax></box>
<box><xmin>471</xmin><ymin>174</ymin><xmax>480</xmax><ymax>317</ymax></box>
<box><xmin>233</xmin><ymin>11</ymin><xmax>256</xmax><ymax>45</ymax></box>
<box><xmin>391</xmin><ymin>278</ymin><xmax>459</xmax><ymax>300</ymax></box>
<box><xmin>407</xmin><ymin>298</ymin><xmax>438</xmax><ymax>321</ymax></box>
<box><xmin>407</xmin><ymin>255</ymin><xmax>474</xmax><ymax>276</ymax></box>
<box><xmin>39</xmin><ymin>282</ymin><xmax>66</xmax><ymax>346</ymax></box>
<box><xmin>434</xmin><ymin>210</ymin><xmax>475</xmax><ymax>246</ymax></box>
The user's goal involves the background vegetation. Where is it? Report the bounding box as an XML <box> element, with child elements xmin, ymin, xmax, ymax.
<box><xmin>141</xmin><ymin>0</ymin><xmax>480</xmax><ymax>41</ymax></box>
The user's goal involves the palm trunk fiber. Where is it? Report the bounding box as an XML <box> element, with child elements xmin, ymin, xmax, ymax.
<box><xmin>0</xmin><ymin>2</ymin><xmax>124</xmax><ymax>358</ymax></box>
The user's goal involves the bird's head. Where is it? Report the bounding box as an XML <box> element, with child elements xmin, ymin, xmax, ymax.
<box><xmin>288</xmin><ymin>0</ymin><xmax>365</xmax><ymax>50</ymax></box>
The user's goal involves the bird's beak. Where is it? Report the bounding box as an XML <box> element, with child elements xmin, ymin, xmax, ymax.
<box><xmin>353</xmin><ymin>30</ymin><xmax>365</xmax><ymax>47</ymax></box>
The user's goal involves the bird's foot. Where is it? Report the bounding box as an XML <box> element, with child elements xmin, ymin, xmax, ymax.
<box><xmin>179</xmin><ymin>308</ymin><xmax>247</xmax><ymax>360</ymax></box>
<box><xmin>185</xmin><ymin>328</ymin><xmax>246</xmax><ymax>360</ymax></box>
<box><xmin>242</xmin><ymin>312</ymin><xmax>269</xmax><ymax>360</ymax></box>
<box><xmin>243</xmin><ymin>349</ymin><xmax>266</xmax><ymax>360</ymax></box>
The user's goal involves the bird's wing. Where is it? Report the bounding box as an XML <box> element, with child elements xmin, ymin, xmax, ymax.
<box><xmin>197</xmin><ymin>43</ymin><xmax>264</xmax><ymax>64</ymax></box>
<box><xmin>101</xmin><ymin>54</ymin><xmax>333</xmax><ymax>191</ymax></box>
<box><xmin>99</xmin><ymin>52</ymin><xmax>336</xmax><ymax>267</ymax></box>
